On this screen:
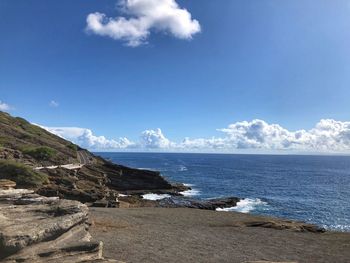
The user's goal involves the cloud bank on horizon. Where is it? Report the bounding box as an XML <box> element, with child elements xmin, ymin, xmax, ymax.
<box><xmin>86</xmin><ymin>0</ymin><xmax>201</xmax><ymax>47</ymax></box>
<box><xmin>39</xmin><ymin>119</ymin><xmax>350</xmax><ymax>154</ymax></box>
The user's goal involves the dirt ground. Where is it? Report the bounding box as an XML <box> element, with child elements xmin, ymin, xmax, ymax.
<box><xmin>90</xmin><ymin>207</ymin><xmax>350</xmax><ymax>263</ymax></box>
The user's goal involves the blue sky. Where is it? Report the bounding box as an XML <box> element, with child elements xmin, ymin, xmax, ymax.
<box><xmin>1</xmin><ymin>0</ymin><xmax>350</xmax><ymax>153</ymax></box>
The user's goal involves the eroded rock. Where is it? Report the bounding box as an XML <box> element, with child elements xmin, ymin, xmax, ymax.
<box><xmin>0</xmin><ymin>189</ymin><xmax>121</xmax><ymax>262</ymax></box>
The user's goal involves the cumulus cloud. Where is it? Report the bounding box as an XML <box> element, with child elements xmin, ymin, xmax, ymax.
<box><xmin>38</xmin><ymin>119</ymin><xmax>350</xmax><ymax>153</ymax></box>
<box><xmin>39</xmin><ymin>126</ymin><xmax>135</xmax><ymax>150</ymax></box>
<box><xmin>177</xmin><ymin>119</ymin><xmax>350</xmax><ymax>153</ymax></box>
<box><xmin>217</xmin><ymin>119</ymin><xmax>350</xmax><ymax>152</ymax></box>
<box><xmin>86</xmin><ymin>0</ymin><xmax>201</xmax><ymax>47</ymax></box>
<box><xmin>140</xmin><ymin>128</ymin><xmax>174</xmax><ymax>148</ymax></box>
<box><xmin>0</xmin><ymin>101</ymin><xmax>11</xmax><ymax>111</ymax></box>
<box><xmin>49</xmin><ymin>100</ymin><xmax>59</xmax><ymax>108</ymax></box>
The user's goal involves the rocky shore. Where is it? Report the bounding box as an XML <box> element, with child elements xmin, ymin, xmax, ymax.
<box><xmin>0</xmin><ymin>183</ymin><xmax>121</xmax><ymax>262</ymax></box>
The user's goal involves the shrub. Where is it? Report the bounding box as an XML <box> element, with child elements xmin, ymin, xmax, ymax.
<box><xmin>23</xmin><ymin>146</ymin><xmax>57</xmax><ymax>161</ymax></box>
<box><xmin>0</xmin><ymin>160</ymin><xmax>49</xmax><ymax>186</ymax></box>
<box><xmin>67</xmin><ymin>143</ymin><xmax>78</xmax><ymax>151</ymax></box>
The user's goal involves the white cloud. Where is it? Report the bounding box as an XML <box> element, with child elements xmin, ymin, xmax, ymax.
<box><xmin>49</xmin><ymin>100</ymin><xmax>59</xmax><ymax>108</ymax></box>
<box><xmin>140</xmin><ymin>128</ymin><xmax>174</xmax><ymax>148</ymax></box>
<box><xmin>86</xmin><ymin>0</ymin><xmax>201</xmax><ymax>47</ymax></box>
<box><xmin>39</xmin><ymin>126</ymin><xmax>135</xmax><ymax>150</ymax></box>
<box><xmin>38</xmin><ymin>119</ymin><xmax>350</xmax><ymax>153</ymax></box>
<box><xmin>0</xmin><ymin>101</ymin><xmax>11</xmax><ymax>111</ymax></box>
<box><xmin>216</xmin><ymin>119</ymin><xmax>350</xmax><ymax>152</ymax></box>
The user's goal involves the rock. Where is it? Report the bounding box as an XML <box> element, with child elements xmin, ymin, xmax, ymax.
<box><xmin>92</xmin><ymin>199</ymin><xmax>118</xmax><ymax>208</ymax></box>
<box><xmin>0</xmin><ymin>189</ymin><xmax>120</xmax><ymax>262</ymax></box>
<box><xmin>0</xmin><ymin>149</ymin><xmax>23</xmax><ymax>161</ymax></box>
<box><xmin>244</xmin><ymin>261</ymin><xmax>298</xmax><ymax>263</ymax></box>
<box><xmin>242</xmin><ymin>219</ymin><xmax>325</xmax><ymax>233</ymax></box>
<box><xmin>36</xmin><ymin>161</ymin><xmax>187</xmax><ymax>206</ymax></box>
<box><xmin>0</xmin><ymin>179</ymin><xmax>16</xmax><ymax>190</ymax></box>
<box><xmin>117</xmin><ymin>195</ymin><xmax>240</xmax><ymax>210</ymax></box>
<box><xmin>0</xmin><ymin>188</ymin><xmax>34</xmax><ymax>199</ymax></box>
<box><xmin>157</xmin><ymin>196</ymin><xmax>240</xmax><ymax>210</ymax></box>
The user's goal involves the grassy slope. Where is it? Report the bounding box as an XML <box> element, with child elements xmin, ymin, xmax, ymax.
<box><xmin>0</xmin><ymin>111</ymin><xmax>79</xmax><ymax>165</ymax></box>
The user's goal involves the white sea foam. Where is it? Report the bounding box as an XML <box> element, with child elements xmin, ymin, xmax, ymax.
<box><xmin>324</xmin><ymin>224</ymin><xmax>350</xmax><ymax>232</ymax></box>
<box><xmin>178</xmin><ymin>165</ymin><xmax>188</xmax><ymax>171</ymax></box>
<box><xmin>216</xmin><ymin>198</ymin><xmax>268</xmax><ymax>213</ymax></box>
<box><xmin>184</xmin><ymin>183</ymin><xmax>195</xmax><ymax>187</ymax></box>
<box><xmin>118</xmin><ymin>194</ymin><xmax>129</xmax><ymax>197</ymax></box>
<box><xmin>180</xmin><ymin>188</ymin><xmax>200</xmax><ymax>197</ymax></box>
<box><xmin>142</xmin><ymin>193</ymin><xmax>171</xmax><ymax>200</ymax></box>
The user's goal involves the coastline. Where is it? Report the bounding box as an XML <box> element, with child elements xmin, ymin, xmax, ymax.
<box><xmin>98</xmin><ymin>152</ymin><xmax>350</xmax><ymax>232</ymax></box>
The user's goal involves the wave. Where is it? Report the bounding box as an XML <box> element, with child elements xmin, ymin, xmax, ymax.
<box><xmin>180</xmin><ymin>188</ymin><xmax>200</xmax><ymax>197</ymax></box>
<box><xmin>323</xmin><ymin>224</ymin><xmax>350</xmax><ymax>232</ymax></box>
<box><xmin>178</xmin><ymin>165</ymin><xmax>188</xmax><ymax>172</ymax></box>
<box><xmin>138</xmin><ymin>167</ymin><xmax>156</xmax><ymax>171</ymax></box>
<box><xmin>142</xmin><ymin>193</ymin><xmax>171</xmax><ymax>200</ymax></box>
<box><xmin>118</xmin><ymin>194</ymin><xmax>130</xmax><ymax>197</ymax></box>
<box><xmin>216</xmin><ymin>198</ymin><xmax>268</xmax><ymax>213</ymax></box>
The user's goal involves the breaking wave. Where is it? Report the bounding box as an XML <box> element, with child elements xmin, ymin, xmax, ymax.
<box><xmin>142</xmin><ymin>193</ymin><xmax>171</xmax><ymax>200</ymax></box>
<box><xmin>216</xmin><ymin>198</ymin><xmax>268</xmax><ymax>213</ymax></box>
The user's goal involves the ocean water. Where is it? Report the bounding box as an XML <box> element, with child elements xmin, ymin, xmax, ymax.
<box><xmin>97</xmin><ymin>152</ymin><xmax>350</xmax><ymax>232</ymax></box>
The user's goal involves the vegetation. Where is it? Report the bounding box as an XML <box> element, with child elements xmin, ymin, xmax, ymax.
<box><xmin>67</xmin><ymin>143</ymin><xmax>78</xmax><ymax>151</ymax></box>
<box><xmin>0</xmin><ymin>160</ymin><xmax>49</xmax><ymax>186</ymax></box>
<box><xmin>23</xmin><ymin>146</ymin><xmax>57</xmax><ymax>161</ymax></box>
<box><xmin>0</xmin><ymin>111</ymin><xmax>78</xmax><ymax>164</ymax></box>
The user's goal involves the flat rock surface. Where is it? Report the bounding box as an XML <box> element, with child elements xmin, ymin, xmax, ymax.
<box><xmin>90</xmin><ymin>207</ymin><xmax>350</xmax><ymax>263</ymax></box>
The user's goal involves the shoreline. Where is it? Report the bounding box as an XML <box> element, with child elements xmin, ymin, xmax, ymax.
<box><xmin>98</xmin><ymin>152</ymin><xmax>350</xmax><ymax>234</ymax></box>
<box><xmin>126</xmin><ymin>191</ymin><xmax>346</xmax><ymax>233</ymax></box>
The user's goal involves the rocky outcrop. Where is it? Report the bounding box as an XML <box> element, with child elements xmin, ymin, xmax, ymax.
<box><xmin>0</xmin><ymin>188</ymin><xmax>121</xmax><ymax>262</ymax></box>
<box><xmin>36</xmin><ymin>161</ymin><xmax>187</xmax><ymax>205</ymax></box>
<box><xmin>0</xmin><ymin>148</ymin><xmax>23</xmax><ymax>162</ymax></box>
<box><xmin>117</xmin><ymin>195</ymin><xmax>240</xmax><ymax>210</ymax></box>
<box><xmin>157</xmin><ymin>196</ymin><xmax>241</xmax><ymax>210</ymax></box>
<box><xmin>241</xmin><ymin>219</ymin><xmax>325</xmax><ymax>233</ymax></box>
<box><xmin>0</xmin><ymin>179</ymin><xmax>16</xmax><ymax>190</ymax></box>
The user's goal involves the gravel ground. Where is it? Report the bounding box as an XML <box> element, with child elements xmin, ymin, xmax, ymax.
<box><xmin>90</xmin><ymin>207</ymin><xmax>350</xmax><ymax>263</ymax></box>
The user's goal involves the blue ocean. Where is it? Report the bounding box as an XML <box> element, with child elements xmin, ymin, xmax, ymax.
<box><xmin>97</xmin><ymin>152</ymin><xmax>350</xmax><ymax>232</ymax></box>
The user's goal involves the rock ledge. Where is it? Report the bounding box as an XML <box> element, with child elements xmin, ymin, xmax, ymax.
<box><xmin>0</xmin><ymin>188</ymin><xmax>121</xmax><ymax>262</ymax></box>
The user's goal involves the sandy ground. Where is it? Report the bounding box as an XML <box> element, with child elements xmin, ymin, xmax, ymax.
<box><xmin>90</xmin><ymin>207</ymin><xmax>350</xmax><ymax>263</ymax></box>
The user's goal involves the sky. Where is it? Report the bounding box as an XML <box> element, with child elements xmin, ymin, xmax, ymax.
<box><xmin>1</xmin><ymin>0</ymin><xmax>350</xmax><ymax>153</ymax></box>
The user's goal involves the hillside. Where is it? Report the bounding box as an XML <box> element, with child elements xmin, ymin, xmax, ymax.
<box><xmin>0</xmin><ymin>111</ymin><xmax>79</xmax><ymax>166</ymax></box>
<box><xmin>0</xmin><ymin>111</ymin><xmax>185</xmax><ymax>205</ymax></box>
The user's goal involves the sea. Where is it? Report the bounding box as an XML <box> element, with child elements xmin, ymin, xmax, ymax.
<box><xmin>97</xmin><ymin>152</ymin><xmax>350</xmax><ymax>232</ymax></box>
